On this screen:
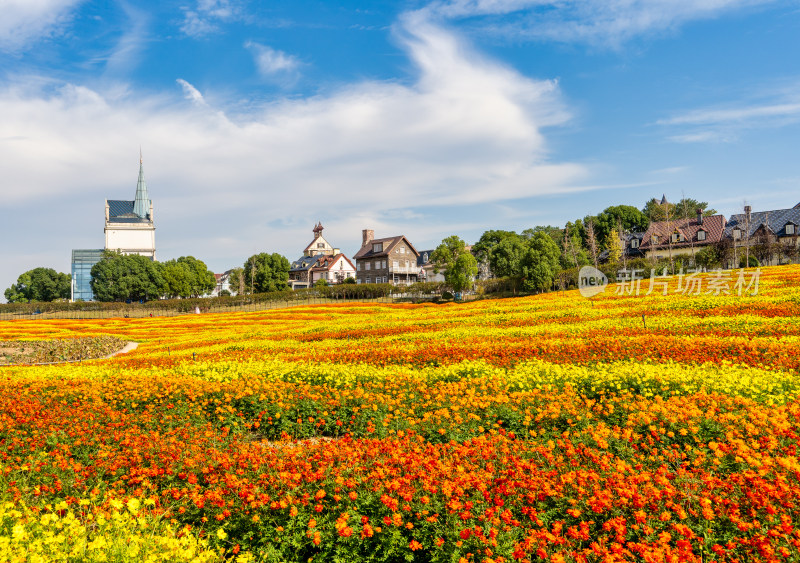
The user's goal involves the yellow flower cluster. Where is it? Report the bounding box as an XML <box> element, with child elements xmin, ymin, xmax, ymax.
<box><xmin>0</xmin><ymin>500</ymin><xmax>219</xmax><ymax>563</ymax></box>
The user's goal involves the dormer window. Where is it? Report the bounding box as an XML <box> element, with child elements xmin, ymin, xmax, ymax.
<box><xmin>733</xmin><ymin>228</ymin><xmax>741</xmax><ymax>240</ymax></box>
<box><xmin>671</xmin><ymin>232</ymin><xmax>682</xmax><ymax>243</ymax></box>
<box><xmin>423</xmin><ymin>252</ymin><xmax>428</xmax><ymax>262</ymax></box>
<box><xmin>651</xmin><ymin>235</ymin><xmax>659</xmax><ymax>245</ymax></box>
<box><xmin>372</xmin><ymin>242</ymin><xmax>383</xmax><ymax>253</ymax></box>
<box><xmin>786</xmin><ymin>223</ymin><xmax>796</xmax><ymax>235</ymax></box>
<box><xmin>630</xmin><ymin>239</ymin><xmax>639</xmax><ymax>249</ymax></box>
<box><xmin>697</xmin><ymin>230</ymin><xmax>706</xmax><ymax>241</ymax></box>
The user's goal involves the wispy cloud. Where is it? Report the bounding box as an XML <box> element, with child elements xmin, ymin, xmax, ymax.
<box><xmin>180</xmin><ymin>0</ymin><xmax>239</xmax><ymax>37</ymax></box>
<box><xmin>176</xmin><ymin>78</ymin><xmax>207</xmax><ymax>106</ymax></box>
<box><xmin>0</xmin><ymin>0</ymin><xmax>84</xmax><ymax>51</ymax></box>
<box><xmin>421</xmin><ymin>0</ymin><xmax>778</xmax><ymax>46</ymax></box>
<box><xmin>659</xmin><ymin>94</ymin><xmax>800</xmax><ymax>143</ymax></box>
<box><xmin>245</xmin><ymin>41</ymin><xmax>301</xmax><ymax>83</ymax></box>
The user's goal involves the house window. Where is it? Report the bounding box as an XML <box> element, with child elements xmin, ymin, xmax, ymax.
<box><xmin>365</xmin><ymin>262</ymin><xmax>371</xmax><ymax>270</ymax></box>
<box><xmin>651</xmin><ymin>235</ymin><xmax>659</xmax><ymax>245</ymax></box>
<box><xmin>786</xmin><ymin>224</ymin><xmax>796</xmax><ymax>235</ymax></box>
<box><xmin>366</xmin><ymin>277</ymin><xmax>371</xmax><ymax>283</ymax></box>
<box><xmin>630</xmin><ymin>239</ymin><xmax>639</xmax><ymax>249</ymax></box>
<box><xmin>423</xmin><ymin>252</ymin><xmax>428</xmax><ymax>262</ymax></box>
<box><xmin>399</xmin><ymin>247</ymin><xmax>405</xmax><ymax>254</ymax></box>
<box><xmin>697</xmin><ymin>230</ymin><xmax>706</xmax><ymax>241</ymax></box>
<box><xmin>393</xmin><ymin>260</ymin><xmax>398</xmax><ymax>268</ymax></box>
<box><xmin>733</xmin><ymin>228</ymin><xmax>741</xmax><ymax>240</ymax></box>
<box><xmin>357</xmin><ymin>262</ymin><xmax>362</xmax><ymax>271</ymax></box>
<box><xmin>317</xmin><ymin>242</ymin><xmax>325</xmax><ymax>248</ymax></box>
<box><xmin>373</xmin><ymin>242</ymin><xmax>383</xmax><ymax>253</ymax></box>
<box><xmin>671</xmin><ymin>232</ymin><xmax>682</xmax><ymax>243</ymax></box>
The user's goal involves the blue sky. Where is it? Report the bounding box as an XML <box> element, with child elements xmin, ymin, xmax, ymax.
<box><xmin>2</xmin><ymin>0</ymin><xmax>800</xmax><ymax>297</ymax></box>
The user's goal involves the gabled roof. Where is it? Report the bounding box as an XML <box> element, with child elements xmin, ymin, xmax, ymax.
<box><xmin>353</xmin><ymin>235</ymin><xmax>420</xmax><ymax>259</ymax></box>
<box><xmin>310</xmin><ymin>254</ymin><xmax>356</xmax><ymax>272</ymax></box>
<box><xmin>639</xmin><ymin>215</ymin><xmax>726</xmax><ymax>250</ymax></box>
<box><xmin>724</xmin><ymin>206</ymin><xmax>800</xmax><ymax>238</ymax></box>
<box><xmin>290</xmin><ymin>255</ymin><xmax>318</xmax><ymax>272</ymax></box>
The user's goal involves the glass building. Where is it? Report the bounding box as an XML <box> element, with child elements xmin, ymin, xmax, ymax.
<box><xmin>71</xmin><ymin>249</ymin><xmax>104</xmax><ymax>301</ymax></box>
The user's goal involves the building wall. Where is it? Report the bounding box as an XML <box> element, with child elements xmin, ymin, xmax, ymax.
<box><xmin>105</xmin><ymin>224</ymin><xmax>156</xmax><ymax>258</ymax></box>
<box><xmin>356</xmin><ymin>240</ymin><xmax>419</xmax><ymax>284</ymax></box>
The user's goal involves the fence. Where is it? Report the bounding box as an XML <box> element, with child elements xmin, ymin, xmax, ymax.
<box><xmin>0</xmin><ymin>293</ymin><xmax>447</xmax><ymax>322</ymax></box>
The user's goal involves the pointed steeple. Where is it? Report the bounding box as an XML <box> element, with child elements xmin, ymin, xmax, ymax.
<box><xmin>133</xmin><ymin>149</ymin><xmax>150</xmax><ymax>219</ymax></box>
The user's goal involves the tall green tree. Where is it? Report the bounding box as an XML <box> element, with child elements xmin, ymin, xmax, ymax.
<box><xmin>431</xmin><ymin>236</ymin><xmax>478</xmax><ymax>293</ymax></box>
<box><xmin>242</xmin><ymin>253</ymin><xmax>290</xmax><ymax>293</ymax></box>
<box><xmin>521</xmin><ymin>232</ymin><xmax>562</xmax><ymax>292</ymax></box>
<box><xmin>488</xmin><ymin>235</ymin><xmax>527</xmax><ymax>293</ymax></box>
<box><xmin>90</xmin><ymin>252</ymin><xmax>167</xmax><ymax>302</ymax></box>
<box><xmin>4</xmin><ymin>268</ymin><xmax>71</xmax><ymax>302</ymax></box>
<box><xmin>642</xmin><ymin>197</ymin><xmax>716</xmax><ymax>222</ymax></box>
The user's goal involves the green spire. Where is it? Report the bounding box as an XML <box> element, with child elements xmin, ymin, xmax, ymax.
<box><xmin>133</xmin><ymin>149</ymin><xmax>150</xmax><ymax>219</ymax></box>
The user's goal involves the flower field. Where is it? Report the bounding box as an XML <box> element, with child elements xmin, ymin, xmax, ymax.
<box><xmin>1</xmin><ymin>266</ymin><xmax>799</xmax><ymax>562</ymax></box>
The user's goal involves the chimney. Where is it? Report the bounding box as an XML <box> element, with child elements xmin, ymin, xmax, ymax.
<box><xmin>745</xmin><ymin>205</ymin><xmax>752</xmax><ymax>222</ymax></box>
<box><xmin>362</xmin><ymin>229</ymin><xmax>374</xmax><ymax>247</ymax></box>
<box><xmin>696</xmin><ymin>208</ymin><xmax>703</xmax><ymax>225</ymax></box>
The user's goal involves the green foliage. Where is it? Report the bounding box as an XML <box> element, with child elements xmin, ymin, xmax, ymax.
<box><xmin>472</xmin><ymin>230</ymin><xmax>518</xmax><ymax>264</ymax></box>
<box><xmin>589</xmin><ymin>205</ymin><xmax>650</xmax><ymax>248</ymax></box>
<box><xmin>430</xmin><ymin>236</ymin><xmax>478</xmax><ymax>293</ymax></box>
<box><xmin>342</xmin><ymin>276</ymin><xmax>357</xmax><ymax>285</ymax></box>
<box><xmin>488</xmin><ymin>235</ymin><xmax>527</xmax><ymax>292</ymax></box>
<box><xmin>642</xmin><ymin>197</ymin><xmax>716</xmax><ymax>222</ymax></box>
<box><xmin>4</xmin><ymin>268</ymin><xmax>71</xmax><ymax>303</ymax></box>
<box><xmin>521</xmin><ymin>231</ymin><xmax>562</xmax><ymax>291</ymax></box>
<box><xmin>314</xmin><ymin>278</ymin><xmax>329</xmax><ymax>287</ymax></box>
<box><xmin>243</xmin><ymin>253</ymin><xmax>290</xmax><ymax>294</ymax></box>
<box><xmin>90</xmin><ymin>252</ymin><xmax>167</xmax><ymax>302</ymax></box>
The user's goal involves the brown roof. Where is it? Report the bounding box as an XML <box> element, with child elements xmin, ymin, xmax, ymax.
<box><xmin>353</xmin><ymin>235</ymin><xmax>420</xmax><ymax>259</ymax></box>
<box><xmin>639</xmin><ymin>214</ymin><xmax>726</xmax><ymax>251</ymax></box>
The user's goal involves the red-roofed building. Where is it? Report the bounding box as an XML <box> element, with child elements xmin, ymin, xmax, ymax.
<box><xmin>639</xmin><ymin>210</ymin><xmax>726</xmax><ymax>261</ymax></box>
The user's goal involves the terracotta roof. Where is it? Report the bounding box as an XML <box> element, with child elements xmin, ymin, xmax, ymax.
<box><xmin>353</xmin><ymin>235</ymin><xmax>420</xmax><ymax>259</ymax></box>
<box><xmin>639</xmin><ymin>215</ymin><xmax>726</xmax><ymax>251</ymax></box>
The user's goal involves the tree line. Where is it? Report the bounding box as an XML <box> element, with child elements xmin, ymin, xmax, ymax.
<box><xmin>4</xmin><ymin>195</ymin><xmax>728</xmax><ymax>303</ymax></box>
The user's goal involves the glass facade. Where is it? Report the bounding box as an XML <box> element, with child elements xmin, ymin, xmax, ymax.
<box><xmin>71</xmin><ymin>249</ymin><xmax>104</xmax><ymax>301</ymax></box>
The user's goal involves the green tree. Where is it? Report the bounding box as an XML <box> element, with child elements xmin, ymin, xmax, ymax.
<box><xmin>642</xmin><ymin>197</ymin><xmax>716</xmax><ymax>222</ymax></box>
<box><xmin>90</xmin><ymin>252</ymin><xmax>167</xmax><ymax>302</ymax></box>
<box><xmin>176</xmin><ymin>256</ymin><xmax>216</xmax><ymax>297</ymax></box>
<box><xmin>521</xmin><ymin>231</ymin><xmax>562</xmax><ymax>292</ymax></box>
<box><xmin>488</xmin><ymin>235</ymin><xmax>527</xmax><ymax>293</ymax></box>
<box><xmin>592</xmin><ymin>205</ymin><xmax>649</xmax><ymax>247</ymax></box>
<box><xmin>227</xmin><ymin>268</ymin><xmax>245</xmax><ymax>296</ymax></box>
<box><xmin>472</xmin><ymin>230</ymin><xmax>518</xmax><ymax>272</ymax></box>
<box><xmin>4</xmin><ymin>268</ymin><xmax>71</xmax><ymax>302</ymax></box>
<box><xmin>431</xmin><ymin>236</ymin><xmax>479</xmax><ymax>293</ymax></box>
<box><xmin>243</xmin><ymin>253</ymin><xmax>290</xmax><ymax>293</ymax></box>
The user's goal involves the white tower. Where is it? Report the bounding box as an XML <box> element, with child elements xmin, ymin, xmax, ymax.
<box><xmin>104</xmin><ymin>152</ymin><xmax>156</xmax><ymax>259</ymax></box>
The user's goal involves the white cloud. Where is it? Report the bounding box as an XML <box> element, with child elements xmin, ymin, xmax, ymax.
<box><xmin>658</xmin><ymin>102</ymin><xmax>800</xmax><ymax>126</ymax></box>
<box><xmin>0</xmin><ymin>0</ymin><xmax>84</xmax><ymax>51</ymax></box>
<box><xmin>176</xmin><ymin>78</ymin><xmax>207</xmax><ymax>106</ymax></box>
<box><xmin>423</xmin><ymin>0</ymin><xmax>777</xmax><ymax>46</ymax></box>
<box><xmin>181</xmin><ymin>0</ymin><xmax>239</xmax><ymax>37</ymax></box>
<box><xmin>245</xmin><ymin>41</ymin><xmax>301</xmax><ymax>80</ymax></box>
<box><xmin>0</xmin><ymin>14</ymin><xmax>590</xmax><ymax>291</ymax></box>
<box><xmin>659</xmin><ymin>95</ymin><xmax>800</xmax><ymax>142</ymax></box>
